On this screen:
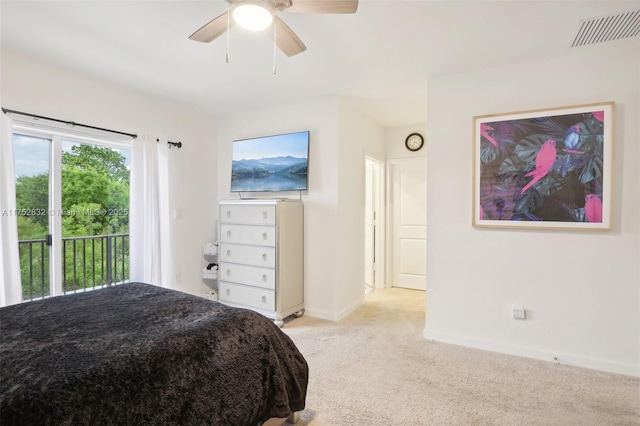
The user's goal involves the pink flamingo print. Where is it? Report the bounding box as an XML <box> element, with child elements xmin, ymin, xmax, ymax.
<box><xmin>520</xmin><ymin>139</ymin><xmax>557</xmax><ymax>194</ymax></box>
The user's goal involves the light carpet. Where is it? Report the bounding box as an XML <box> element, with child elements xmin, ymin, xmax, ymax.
<box><xmin>275</xmin><ymin>288</ymin><xmax>639</xmax><ymax>425</ymax></box>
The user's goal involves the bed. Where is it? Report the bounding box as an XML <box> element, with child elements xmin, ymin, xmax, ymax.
<box><xmin>0</xmin><ymin>282</ymin><xmax>308</xmax><ymax>425</ymax></box>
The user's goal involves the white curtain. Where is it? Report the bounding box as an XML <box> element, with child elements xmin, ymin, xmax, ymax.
<box><xmin>130</xmin><ymin>134</ymin><xmax>175</xmax><ymax>288</ymax></box>
<box><xmin>0</xmin><ymin>114</ymin><xmax>23</xmax><ymax>306</ymax></box>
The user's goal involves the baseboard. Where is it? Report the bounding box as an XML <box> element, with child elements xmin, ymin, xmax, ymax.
<box><xmin>423</xmin><ymin>328</ymin><xmax>639</xmax><ymax>378</ymax></box>
<box><xmin>303</xmin><ymin>298</ymin><xmax>363</xmax><ymax>323</ymax></box>
<box><xmin>336</xmin><ymin>298</ymin><xmax>363</xmax><ymax>321</ymax></box>
<box><xmin>302</xmin><ymin>307</ymin><xmax>338</xmax><ymax>321</ymax></box>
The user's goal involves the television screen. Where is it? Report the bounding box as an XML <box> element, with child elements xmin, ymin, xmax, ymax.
<box><xmin>231</xmin><ymin>130</ymin><xmax>309</xmax><ymax>192</ymax></box>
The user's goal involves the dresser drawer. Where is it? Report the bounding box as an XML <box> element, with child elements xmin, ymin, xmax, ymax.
<box><xmin>219</xmin><ymin>243</ymin><xmax>276</xmax><ymax>268</ymax></box>
<box><xmin>218</xmin><ymin>282</ymin><xmax>275</xmax><ymax>311</ymax></box>
<box><xmin>220</xmin><ymin>224</ymin><xmax>276</xmax><ymax>247</ymax></box>
<box><xmin>218</xmin><ymin>262</ymin><xmax>275</xmax><ymax>290</ymax></box>
<box><xmin>220</xmin><ymin>204</ymin><xmax>276</xmax><ymax>225</ymax></box>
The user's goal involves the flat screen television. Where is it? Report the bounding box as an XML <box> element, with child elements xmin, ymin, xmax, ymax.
<box><xmin>231</xmin><ymin>130</ymin><xmax>309</xmax><ymax>192</ymax></box>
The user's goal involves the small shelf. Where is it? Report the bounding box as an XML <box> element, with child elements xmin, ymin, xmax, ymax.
<box><xmin>203</xmin><ymin>243</ymin><xmax>218</xmax><ymax>256</ymax></box>
<box><xmin>202</xmin><ymin>242</ymin><xmax>219</xmax><ymax>300</ymax></box>
<box><xmin>202</xmin><ymin>268</ymin><xmax>218</xmax><ymax>280</ymax></box>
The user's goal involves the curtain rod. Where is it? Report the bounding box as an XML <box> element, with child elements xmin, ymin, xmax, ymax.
<box><xmin>2</xmin><ymin>108</ymin><xmax>138</xmax><ymax>139</ymax></box>
<box><xmin>156</xmin><ymin>138</ymin><xmax>183</xmax><ymax>149</ymax></box>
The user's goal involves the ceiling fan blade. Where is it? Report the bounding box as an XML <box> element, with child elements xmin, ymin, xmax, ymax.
<box><xmin>271</xmin><ymin>17</ymin><xmax>307</xmax><ymax>57</ymax></box>
<box><xmin>189</xmin><ymin>12</ymin><xmax>233</xmax><ymax>43</ymax></box>
<box><xmin>285</xmin><ymin>0</ymin><xmax>358</xmax><ymax>14</ymax></box>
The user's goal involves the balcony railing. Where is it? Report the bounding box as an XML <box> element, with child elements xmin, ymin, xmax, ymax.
<box><xmin>18</xmin><ymin>234</ymin><xmax>129</xmax><ymax>301</ymax></box>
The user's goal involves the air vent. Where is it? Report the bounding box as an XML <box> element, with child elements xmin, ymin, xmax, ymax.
<box><xmin>571</xmin><ymin>9</ymin><xmax>640</xmax><ymax>47</ymax></box>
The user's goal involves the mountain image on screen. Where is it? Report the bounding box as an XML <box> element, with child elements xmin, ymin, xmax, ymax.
<box><xmin>231</xmin><ymin>156</ymin><xmax>308</xmax><ymax>191</ymax></box>
<box><xmin>230</xmin><ymin>131</ymin><xmax>309</xmax><ymax>192</ymax></box>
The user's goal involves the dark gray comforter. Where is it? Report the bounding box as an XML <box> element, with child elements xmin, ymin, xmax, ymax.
<box><xmin>0</xmin><ymin>282</ymin><xmax>308</xmax><ymax>425</ymax></box>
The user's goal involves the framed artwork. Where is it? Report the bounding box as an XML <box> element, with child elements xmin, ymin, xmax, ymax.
<box><xmin>473</xmin><ymin>102</ymin><xmax>614</xmax><ymax>230</ymax></box>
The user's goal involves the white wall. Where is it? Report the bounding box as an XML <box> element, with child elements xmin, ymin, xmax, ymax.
<box><xmin>385</xmin><ymin>124</ymin><xmax>427</xmax><ymax>160</ymax></box>
<box><xmin>217</xmin><ymin>97</ymin><xmax>384</xmax><ymax>320</ymax></box>
<box><xmin>1</xmin><ymin>49</ymin><xmax>218</xmax><ymax>297</ymax></box>
<box><xmin>424</xmin><ymin>41</ymin><xmax>640</xmax><ymax>376</ymax></box>
<box><xmin>337</xmin><ymin>100</ymin><xmax>385</xmax><ymax>316</ymax></box>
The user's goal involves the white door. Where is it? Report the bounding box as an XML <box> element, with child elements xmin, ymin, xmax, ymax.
<box><xmin>390</xmin><ymin>159</ymin><xmax>426</xmax><ymax>290</ymax></box>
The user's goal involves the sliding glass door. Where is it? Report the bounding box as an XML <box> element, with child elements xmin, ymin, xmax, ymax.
<box><xmin>12</xmin><ymin>127</ymin><xmax>131</xmax><ymax>301</ymax></box>
<box><xmin>13</xmin><ymin>134</ymin><xmax>52</xmax><ymax>299</ymax></box>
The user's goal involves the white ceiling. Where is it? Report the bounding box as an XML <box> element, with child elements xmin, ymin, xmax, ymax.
<box><xmin>1</xmin><ymin>1</ymin><xmax>638</xmax><ymax>127</ymax></box>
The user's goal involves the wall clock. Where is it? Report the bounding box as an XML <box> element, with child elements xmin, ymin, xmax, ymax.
<box><xmin>405</xmin><ymin>133</ymin><xmax>424</xmax><ymax>152</ymax></box>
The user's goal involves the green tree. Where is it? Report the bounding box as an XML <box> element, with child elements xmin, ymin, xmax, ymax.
<box><xmin>62</xmin><ymin>202</ymin><xmax>105</xmax><ymax>236</ymax></box>
<box><xmin>62</xmin><ymin>144</ymin><xmax>129</xmax><ymax>182</ymax></box>
<box><xmin>61</xmin><ymin>167</ymin><xmax>109</xmax><ymax>234</ymax></box>
<box><xmin>16</xmin><ymin>215</ymin><xmax>47</xmax><ymax>240</ymax></box>
<box><xmin>15</xmin><ymin>173</ymin><xmax>49</xmax><ymax>229</ymax></box>
<box><xmin>61</xmin><ymin>145</ymin><xmax>129</xmax><ymax>236</ymax></box>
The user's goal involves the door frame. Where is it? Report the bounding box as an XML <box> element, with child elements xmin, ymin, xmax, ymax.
<box><xmin>364</xmin><ymin>155</ymin><xmax>385</xmax><ymax>293</ymax></box>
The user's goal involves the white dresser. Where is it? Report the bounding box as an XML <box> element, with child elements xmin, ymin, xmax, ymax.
<box><xmin>218</xmin><ymin>199</ymin><xmax>304</xmax><ymax>327</ymax></box>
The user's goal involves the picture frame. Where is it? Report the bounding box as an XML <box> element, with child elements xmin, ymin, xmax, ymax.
<box><xmin>473</xmin><ymin>101</ymin><xmax>614</xmax><ymax>230</ymax></box>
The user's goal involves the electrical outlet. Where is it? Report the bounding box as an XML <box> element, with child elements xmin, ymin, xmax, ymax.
<box><xmin>513</xmin><ymin>305</ymin><xmax>526</xmax><ymax>320</ymax></box>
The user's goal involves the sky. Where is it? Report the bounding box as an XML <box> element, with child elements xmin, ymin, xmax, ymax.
<box><xmin>232</xmin><ymin>130</ymin><xmax>309</xmax><ymax>161</ymax></box>
<box><xmin>13</xmin><ymin>134</ymin><xmax>49</xmax><ymax>177</ymax></box>
<box><xmin>12</xmin><ymin>134</ymin><xmax>131</xmax><ymax>177</ymax></box>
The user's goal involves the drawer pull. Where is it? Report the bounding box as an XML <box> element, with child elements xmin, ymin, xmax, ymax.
<box><xmin>262</xmin><ymin>274</ymin><xmax>267</xmax><ymax>282</ymax></box>
<box><xmin>226</xmin><ymin>269</ymin><xmax>231</xmax><ymax>276</ymax></box>
<box><xmin>226</xmin><ymin>249</ymin><xmax>231</xmax><ymax>257</ymax></box>
<box><xmin>226</xmin><ymin>289</ymin><xmax>231</xmax><ymax>296</ymax></box>
<box><xmin>261</xmin><ymin>295</ymin><xmax>267</xmax><ymax>303</ymax></box>
<box><xmin>262</xmin><ymin>211</ymin><xmax>268</xmax><ymax>219</ymax></box>
<box><xmin>262</xmin><ymin>232</ymin><xmax>268</xmax><ymax>240</ymax></box>
<box><xmin>262</xmin><ymin>253</ymin><xmax>268</xmax><ymax>262</ymax></box>
<box><xmin>227</xmin><ymin>230</ymin><xmax>231</xmax><ymax>238</ymax></box>
<box><xmin>226</xmin><ymin>210</ymin><xmax>231</xmax><ymax>218</ymax></box>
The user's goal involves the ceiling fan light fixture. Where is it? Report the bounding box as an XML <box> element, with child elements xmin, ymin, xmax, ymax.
<box><xmin>232</xmin><ymin>3</ymin><xmax>274</xmax><ymax>31</ymax></box>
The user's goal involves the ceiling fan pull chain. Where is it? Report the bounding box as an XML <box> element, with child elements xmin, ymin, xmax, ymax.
<box><xmin>272</xmin><ymin>21</ymin><xmax>277</xmax><ymax>75</ymax></box>
<box><xmin>226</xmin><ymin>4</ymin><xmax>231</xmax><ymax>63</ymax></box>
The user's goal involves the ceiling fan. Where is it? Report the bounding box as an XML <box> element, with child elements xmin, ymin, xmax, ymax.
<box><xmin>189</xmin><ymin>0</ymin><xmax>358</xmax><ymax>57</ymax></box>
